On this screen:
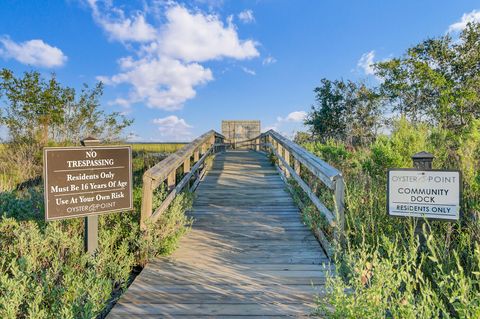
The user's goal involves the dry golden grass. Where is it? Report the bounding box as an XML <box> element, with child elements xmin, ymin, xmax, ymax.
<box><xmin>129</xmin><ymin>143</ymin><xmax>186</xmax><ymax>153</ymax></box>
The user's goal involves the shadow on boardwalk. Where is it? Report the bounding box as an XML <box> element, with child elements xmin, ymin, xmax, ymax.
<box><xmin>107</xmin><ymin>151</ymin><xmax>333</xmax><ymax>318</ymax></box>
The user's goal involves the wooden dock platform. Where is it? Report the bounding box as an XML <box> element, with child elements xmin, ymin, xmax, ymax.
<box><xmin>108</xmin><ymin>150</ymin><xmax>332</xmax><ymax>318</ymax></box>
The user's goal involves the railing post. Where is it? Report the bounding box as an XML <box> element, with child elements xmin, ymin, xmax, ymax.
<box><xmin>194</xmin><ymin>149</ymin><xmax>199</xmax><ymax>162</ymax></box>
<box><xmin>277</xmin><ymin>143</ymin><xmax>285</xmax><ymax>174</ymax></box>
<box><xmin>334</xmin><ymin>177</ymin><xmax>345</xmax><ymax>248</ymax></box>
<box><xmin>140</xmin><ymin>176</ymin><xmax>153</xmax><ymax>230</ymax></box>
<box><xmin>167</xmin><ymin>169</ymin><xmax>176</xmax><ymax>191</ymax></box>
<box><xmin>293</xmin><ymin>158</ymin><xmax>301</xmax><ymax>176</ymax></box>
<box><xmin>284</xmin><ymin>148</ymin><xmax>291</xmax><ymax>178</ymax></box>
<box><xmin>210</xmin><ymin>134</ymin><xmax>215</xmax><ymax>153</ymax></box>
<box><xmin>183</xmin><ymin>158</ymin><xmax>191</xmax><ymax>174</ymax></box>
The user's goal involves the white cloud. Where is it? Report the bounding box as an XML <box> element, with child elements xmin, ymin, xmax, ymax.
<box><xmin>265</xmin><ymin>110</ymin><xmax>307</xmax><ymax>138</ymax></box>
<box><xmin>238</xmin><ymin>9</ymin><xmax>255</xmax><ymax>23</ymax></box>
<box><xmin>87</xmin><ymin>0</ymin><xmax>156</xmax><ymax>42</ymax></box>
<box><xmin>153</xmin><ymin>115</ymin><xmax>193</xmax><ymax>141</ymax></box>
<box><xmin>277</xmin><ymin>111</ymin><xmax>307</xmax><ymax>123</ymax></box>
<box><xmin>98</xmin><ymin>57</ymin><xmax>212</xmax><ymax>110</ymax></box>
<box><xmin>92</xmin><ymin>4</ymin><xmax>260</xmax><ymax>110</ymax></box>
<box><xmin>241</xmin><ymin>66</ymin><xmax>256</xmax><ymax>75</ymax></box>
<box><xmin>157</xmin><ymin>6</ymin><xmax>259</xmax><ymax>62</ymax></box>
<box><xmin>262</xmin><ymin>56</ymin><xmax>277</xmax><ymax>65</ymax></box>
<box><xmin>0</xmin><ymin>37</ymin><xmax>67</xmax><ymax>68</ymax></box>
<box><xmin>357</xmin><ymin>50</ymin><xmax>375</xmax><ymax>76</ymax></box>
<box><xmin>448</xmin><ymin>10</ymin><xmax>480</xmax><ymax>33</ymax></box>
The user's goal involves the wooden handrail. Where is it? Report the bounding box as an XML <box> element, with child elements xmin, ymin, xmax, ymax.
<box><xmin>139</xmin><ymin>126</ymin><xmax>344</xmax><ymax>258</ymax></box>
<box><xmin>253</xmin><ymin>130</ymin><xmax>345</xmax><ymax>257</ymax></box>
<box><xmin>140</xmin><ymin>130</ymin><xmax>225</xmax><ymax>229</ymax></box>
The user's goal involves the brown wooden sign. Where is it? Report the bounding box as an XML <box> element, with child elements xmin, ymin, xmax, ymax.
<box><xmin>44</xmin><ymin>146</ymin><xmax>133</xmax><ymax>221</ymax></box>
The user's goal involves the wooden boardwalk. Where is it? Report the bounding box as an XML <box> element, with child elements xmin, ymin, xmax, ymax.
<box><xmin>108</xmin><ymin>150</ymin><xmax>332</xmax><ymax>318</ymax></box>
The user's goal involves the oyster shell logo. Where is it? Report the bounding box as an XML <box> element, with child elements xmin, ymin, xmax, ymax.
<box><xmin>388</xmin><ymin>169</ymin><xmax>460</xmax><ymax>221</ymax></box>
<box><xmin>418</xmin><ymin>176</ymin><xmax>427</xmax><ymax>183</ymax></box>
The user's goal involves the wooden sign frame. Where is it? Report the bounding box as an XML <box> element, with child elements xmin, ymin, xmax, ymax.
<box><xmin>387</xmin><ymin>168</ymin><xmax>462</xmax><ymax>221</ymax></box>
<box><xmin>44</xmin><ymin>146</ymin><xmax>133</xmax><ymax>221</ymax></box>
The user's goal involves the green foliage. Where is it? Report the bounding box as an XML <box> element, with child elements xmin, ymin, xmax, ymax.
<box><xmin>363</xmin><ymin>118</ymin><xmax>430</xmax><ymax>180</ymax></box>
<box><xmin>301</xmin><ymin>118</ymin><xmax>480</xmax><ymax>318</ymax></box>
<box><xmin>375</xmin><ymin>23</ymin><xmax>480</xmax><ymax>130</ymax></box>
<box><xmin>0</xmin><ymin>69</ymin><xmax>133</xmax><ymax>191</ymax></box>
<box><xmin>293</xmin><ymin>131</ymin><xmax>313</xmax><ymax>145</ymax></box>
<box><xmin>301</xmin><ymin>26</ymin><xmax>480</xmax><ymax>316</ymax></box>
<box><xmin>305</xmin><ymin>79</ymin><xmax>382</xmax><ymax>146</ymax></box>
<box><xmin>0</xmin><ymin>151</ymin><xmax>193</xmax><ymax>318</ymax></box>
<box><xmin>0</xmin><ymin>69</ymin><xmax>132</xmax><ymax>145</ymax></box>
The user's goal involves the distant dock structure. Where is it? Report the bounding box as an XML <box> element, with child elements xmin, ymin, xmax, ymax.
<box><xmin>221</xmin><ymin>120</ymin><xmax>261</xmax><ymax>148</ymax></box>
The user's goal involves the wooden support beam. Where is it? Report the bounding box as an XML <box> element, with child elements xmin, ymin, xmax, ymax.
<box><xmin>183</xmin><ymin>158</ymin><xmax>191</xmax><ymax>174</ymax></box>
<box><xmin>167</xmin><ymin>170</ymin><xmax>176</xmax><ymax>191</ymax></box>
<box><xmin>284</xmin><ymin>149</ymin><xmax>291</xmax><ymax>178</ymax></box>
<box><xmin>334</xmin><ymin>177</ymin><xmax>345</xmax><ymax>248</ymax></box>
<box><xmin>210</xmin><ymin>135</ymin><xmax>215</xmax><ymax>146</ymax></box>
<box><xmin>293</xmin><ymin>158</ymin><xmax>301</xmax><ymax>176</ymax></box>
<box><xmin>277</xmin><ymin>143</ymin><xmax>285</xmax><ymax>173</ymax></box>
<box><xmin>84</xmin><ymin>215</ymin><xmax>98</xmax><ymax>255</ymax></box>
<box><xmin>140</xmin><ymin>177</ymin><xmax>153</xmax><ymax>230</ymax></box>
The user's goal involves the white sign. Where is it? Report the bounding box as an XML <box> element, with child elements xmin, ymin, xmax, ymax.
<box><xmin>388</xmin><ymin>170</ymin><xmax>460</xmax><ymax>221</ymax></box>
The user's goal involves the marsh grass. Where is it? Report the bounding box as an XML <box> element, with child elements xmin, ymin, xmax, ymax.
<box><xmin>300</xmin><ymin>119</ymin><xmax>480</xmax><ymax>318</ymax></box>
<box><xmin>0</xmin><ymin>147</ymin><xmax>194</xmax><ymax>318</ymax></box>
<box><xmin>129</xmin><ymin>143</ymin><xmax>187</xmax><ymax>153</ymax></box>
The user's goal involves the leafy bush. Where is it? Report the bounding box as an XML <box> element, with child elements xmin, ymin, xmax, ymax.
<box><xmin>0</xmin><ymin>151</ymin><xmax>194</xmax><ymax>318</ymax></box>
<box><xmin>300</xmin><ymin>118</ymin><xmax>480</xmax><ymax>318</ymax></box>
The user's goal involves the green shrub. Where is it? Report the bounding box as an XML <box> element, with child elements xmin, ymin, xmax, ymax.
<box><xmin>0</xmin><ymin>147</ymin><xmax>194</xmax><ymax>318</ymax></box>
<box><xmin>0</xmin><ymin>189</ymin><xmax>193</xmax><ymax>318</ymax></box>
<box><xmin>299</xmin><ymin>118</ymin><xmax>480</xmax><ymax>318</ymax></box>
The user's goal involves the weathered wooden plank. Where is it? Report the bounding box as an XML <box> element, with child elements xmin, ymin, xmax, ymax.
<box><xmin>108</xmin><ymin>150</ymin><xmax>332</xmax><ymax>318</ymax></box>
<box><xmin>109</xmin><ymin>303</ymin><xmax>315</xmax><ymax>316</ymax></box>
<box><xmin>124</xmin><ymin>284</ymin><xmax>327</xmax><ymax>296</ymax></box>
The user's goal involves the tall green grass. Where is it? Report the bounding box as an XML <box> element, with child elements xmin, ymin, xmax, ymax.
<box><xmin>300</xmin><ymin>118</ymin><xmax>480</xmax><ymax>318</ymax></box>
<box><xmin>0</xmin><ymin>150</ymin><xmax>194</xmax><ymax>318</ymax></box>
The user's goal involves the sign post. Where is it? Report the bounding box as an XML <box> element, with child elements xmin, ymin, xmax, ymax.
<box><xmin>387</xmin><ymin>152</ymin><xmax>461</xmax><ymax>221</ymax></box>
<box><xmin>43</xmin><ymin>139</ymin><xmax>132</xmax><ymax>255</ymax></box>
<box><xmin>81</xmin><ymin>137</ymin><xmax>100</xmax><ymax>255</ymax></box>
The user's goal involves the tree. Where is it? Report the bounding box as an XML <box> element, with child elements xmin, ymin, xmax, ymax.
<box><xmin>0</xmin><ymin>69</ymin><xmax>132</xmax><ymax>145</ymax></box>
<box><xmin>305</xmin><ymin>79</ymin><xmax>346</xmax><ymax>142</ymax></box>
<box><xmin>305</xmin><ymin>78</ymin><xmax>382</xmax><ymax>146</ymax></box>
<box><xmin>375</xmin><ymin>22</ymin><xmax>480</xmax><ymax>131</ymax></box>
<box><xmin>293</xmin><ymin>131</ymin><xmax>313</xmax><ymax>145</ymax></box>
<box><xmin>0</xmin><ymin>69</ymin><xmax>133</xmax><ymax>182</ymax></box>
<box><xmin>346</xmin><ymin>84</ymin><xmax>383</xmax><ymax>146</ymax></box>
<box><xmin>0</xmin><ymin>69</ymin><xmax>66</xmax><ymax>145</ymax></box>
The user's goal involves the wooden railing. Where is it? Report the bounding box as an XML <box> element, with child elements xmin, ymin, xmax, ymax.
<box><xmin>226</xmin><ymin>137</ymin><xmax>262</xmax><ymax>151</ymax></box>
<box><xmin>139</xmin><ymin>127</ymin><xmax>344</xmax><ymax>257</ymax></box>
<box><xmin>140</xmin><ymin>130</ymin><xmax>225</xmax><ymax>229</ymax></box>
<box><xmin>256</xmin><ymin>130</ymin><xmax>345</xmax><ymax>257</ymax></box>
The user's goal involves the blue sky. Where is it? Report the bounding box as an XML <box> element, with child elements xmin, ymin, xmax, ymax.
<box><xmin>0</xmin><ymin>1</ymin><xmax>479</xmax><ymax>141</ymax></box>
